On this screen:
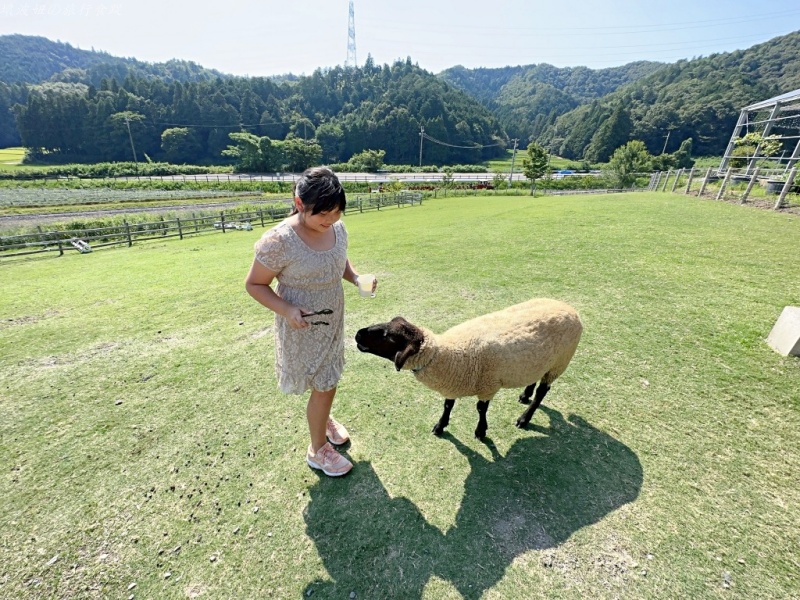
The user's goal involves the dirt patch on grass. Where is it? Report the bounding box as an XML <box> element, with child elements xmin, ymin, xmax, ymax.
<box><xmin>0</xmin><ymin>309</ymin><xmax>61</xmax><ymax>330</ymax></box>
<box><xmin>699</xmin><ymin>192</ymin><xmax>800</xmax><ymax>217</ymax></box>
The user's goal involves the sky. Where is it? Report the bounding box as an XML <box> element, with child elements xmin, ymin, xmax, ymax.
<box><xmin>2</xmin><ymin>0</ymin><xmax>800</xmax><ymax>77</ymax></box>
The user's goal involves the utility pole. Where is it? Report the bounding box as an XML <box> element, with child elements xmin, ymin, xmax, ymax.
<box><xmin>419</xmin><ymin>126</ymin><xmax>424</xmax><ymax>167</ymax></box>
<box><xmin>124</xmin><ymin>114</ymin><xmax>139</xmax><ymax>173</ymax></box>
<box><xmin>662</xmin><ymin>129</ymin><xmax>672</xmax><ymax>155</ymax></box>
<box><xmin>508</xmin><ymin>138</ymin><xmax>519</xmax><ymax>188</ymax></box>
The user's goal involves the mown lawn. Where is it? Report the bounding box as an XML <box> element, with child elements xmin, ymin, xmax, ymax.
<box><xmin>0</xmin><ymin>147</ymin><xmax>25</xmax><ymax>168</ymax></box>
<box><xmin>484</xmin><ymin>149</ymin><xmax>584</xmax><ymax>173</ymax></box>
<box><xmin>1</xmin><ymin>192</ymin><xmax>798</xmax><ymax>599</ymax></box>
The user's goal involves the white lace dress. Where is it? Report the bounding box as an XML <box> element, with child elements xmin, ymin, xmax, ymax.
<box><xmin>254</xmin><ymin>219</ymin><xmax>348</xmax><ymax>394</ymax></box>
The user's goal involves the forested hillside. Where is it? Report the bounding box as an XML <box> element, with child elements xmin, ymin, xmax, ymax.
<box><xmin>3</xmin><ymin>31</ymin><xmax>800</xmax><ymax>167</ymax></box>
<box><xmin>5</xmin><ymin>55</ymin><xmax>506</xmax><ymax>166</ymax></box>
<box><xmin>440</xmin><ymin>61</ymin><xmax>664</xmax><ymax>142</ymax></box>
<box><xmin>0</xmin><ymin>35</ymin><xmax>227</xmax><ymax>85</ymax></box>
<box><xmin>536</xmin><ymin>31</ymin><xmax>800</xmax><ymax>160</ymax></box>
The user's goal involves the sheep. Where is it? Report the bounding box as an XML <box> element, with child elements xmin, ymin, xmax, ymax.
<box><xmin>354</xmin><ymin>298</ymin><xmax>582</xmax><ymax>440</ymax></box>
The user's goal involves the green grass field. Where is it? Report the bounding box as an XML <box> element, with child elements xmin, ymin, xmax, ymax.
<box><xmin>484</xmin><ymin>149</ymin><xmax>589</xmax><ymax>173</ymax></box>
<box><xmin>0</xmin><ymin>147</ymin><xmax>25</xmax><ymax>168</ymax></box>
<box><xmin>1</xmin><ymin>193</ymin><xmax>799</xmax><ymax>599</ymax></box>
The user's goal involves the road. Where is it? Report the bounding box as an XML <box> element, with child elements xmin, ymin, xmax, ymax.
<box><xmin>110</xmin><ymin>172</ymin><xmax>529</xmax><ymax>183</ymax></box>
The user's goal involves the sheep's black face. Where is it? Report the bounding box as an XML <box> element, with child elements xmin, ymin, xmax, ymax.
<box><xmin>355</xmin><ymin>317</ymin><xmax>424</xmax><ymax>371</ymax></box>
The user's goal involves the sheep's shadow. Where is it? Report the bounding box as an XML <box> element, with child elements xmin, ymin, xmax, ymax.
<box><xmin>303</xmin><ymin>407</ymin><xmax>643</xmax><ymax>599</ymax></box>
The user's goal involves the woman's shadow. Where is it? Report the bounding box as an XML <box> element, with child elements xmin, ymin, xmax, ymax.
<box><xmin>303</xmin><ymin>407</ymin><xmax>643</xmax><ymax>599</ymax></box>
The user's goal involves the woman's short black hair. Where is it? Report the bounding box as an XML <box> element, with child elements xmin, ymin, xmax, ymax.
<box><xmin>293</xmin><ymin>166</ymin><xmax>346</xmax><ymax>215</ymax></box>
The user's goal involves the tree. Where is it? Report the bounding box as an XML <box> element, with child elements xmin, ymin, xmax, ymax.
<box><xmin>222</xmin><ymin>132</ymin><xmax>267</xmax><ymax>172</ymax></box>
<box><xmin>280</xmin><ymin>137</ymin><xmax>323</xmax><ymax>172</ymax></box>
<box><xmin>672</xmin><ymin>138</ymin><xmax>695</xmax><ymax>169</ymax></box>
<box><xmin>346</xmin><ymin>149</ymin><xmax>385</xmax><ymax>171</ymax></box>
<box><xmin>161</xmin><ymin>127</ymin><xmax>202</xmax><ymax>164</ymax></box>
<box><xmin>441</xmin><ymin>166</ymin><xmax>454</xmax><ymax>188</ymax></box>
<box><xmin>583</xmin><ymin>105</ymin><xmax>632</xmax><ymax>163</ymax></box>
<box><xmin>521</xmin><ymin>142</ymin><xmax>548</xmax><ymax>195</ymax></box>
<box><xmin>108</xmin><ymin>111</ymin><xmax>146</xmax><ymax>163</ymax></box>
<box><xmin>492</xmin><ymin>170</ymin><xmax>507</xmax><ymax>188</ymax></box>
<box><xmin>607</xmin><ymin>140</ymin><xmax>651</xmax><ymax>188</ymax></box>
<box><xmin>315</xmin><ymin>122</ymin><xmax>346</xmax><ymax>162</ymax></box>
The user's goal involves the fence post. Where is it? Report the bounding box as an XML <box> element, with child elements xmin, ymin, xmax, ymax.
<box><xmin>741</xmin><ymin>168</ymin><xmax>759</xmax><ymax>204</ymax></box>
<box><xmin>774</xmin><ymin>168</ymin><xmax>797</xmax><ymax>210</ymax></box>
<box><xmin>220</xmin><ymin>211</ymin><xmax>226</xmax><ymax>233</ymax></box>
<box><xmin>697</xmin><ymin>168</ymin><xmax>713</xmax><ymax>197</ymax></box>
<box><xmin>259</xmin><ymin>209</ymin><xmax>265</xmax><ymax>227</ymax></box>
<box><xmin>684</xmin><ymin>168</ymin><xmax>695</xmax><ymax>194</ymax></box>
<box><xmin>670</xmin><ymin>168</ymin><xmax>683</xmax><ymax>193</ymax></box>
<box><xmin>57</xmin><ymin>239</ymin><xmax>64</xmax><ymax>256</ymax></box>
<box><xmin>193</xmin><ymin>212</ymin><xmax>199</xmax><ymax>234</ymax></box>
<box><xmin>661</xmin><ymin>170</ymin><xmax>672</xmax><ymax>192</ymax></box>
<box><xmin>124</xmin><ymin>220</ymin><xmax>132</xmax><ymax>246</ymax></box>
<box><xmin>715</xmin><ymin>168</ymin><xmax>732</xmax><ymax>200</ymax></box>
<box><xmin>177</xmin><ymin>217</ymin><xmax>183</xmax><ymax>240</ymax></box>
<box><xmin>651</xmin><ymin>171</ymin><xmax>662</xmax><ymax>191</ymax></box>
<box><xmin>160</xmin><ymin>215</ymin><xmax>167</xmax><ymax>235</ymax></box>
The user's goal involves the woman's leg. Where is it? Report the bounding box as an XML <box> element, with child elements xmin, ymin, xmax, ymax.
<box><xmin>307</xmin><ymin>387</ymin><xmax>336</xmax><ymax>452</ymax></box>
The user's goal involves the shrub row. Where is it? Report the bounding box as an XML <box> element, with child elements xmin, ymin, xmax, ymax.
<box><xmin>0</xmin><ymin>161</ymin><xmax>232</xmax><ymax>181</ymax></box>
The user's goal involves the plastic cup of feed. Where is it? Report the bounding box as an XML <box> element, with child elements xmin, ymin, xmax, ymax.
<box><xmin>358</xmin><ymin>274</ymin><xmax>376</xmax><ymax>298</ymax></box>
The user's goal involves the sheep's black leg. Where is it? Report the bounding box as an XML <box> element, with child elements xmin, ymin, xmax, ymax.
<box><xmin>432</xmin><ymin>399</ymin><xmax>456</xmax><ymax>436</ymax></box>
<box><xmin>518</xmin><ymin>383</ymin><xmax>536</xmax><ymax>405</ymax></box>
<box><xmin>516</xmin><ymin>382</ymin><xmax>550</xmax><ymax>428</ymax></box>
<box><xmin>475</xmin><ymin>400</ymin><xmax>490</xmax><ymax>440</ymax></box>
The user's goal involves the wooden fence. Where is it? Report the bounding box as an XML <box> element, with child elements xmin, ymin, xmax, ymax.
<box><xmin>647</xmin><ymin>167</ymin><xmax>799</xmax><ymax>209</ymax></box>
<box><xmin>0</xmin><ymin>192</ymin><xmax>423</xmax><ymax>259</ymax></box>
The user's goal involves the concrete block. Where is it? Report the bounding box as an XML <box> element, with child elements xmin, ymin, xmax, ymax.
<box><xmin>767</xmin><ymin>306</ymin><xmax>800</xmax><ymax>357</ymax></box>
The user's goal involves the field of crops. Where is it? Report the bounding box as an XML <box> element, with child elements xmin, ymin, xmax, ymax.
<box><xmin>0</xmin><ymin>187</ymin><xmax>261</xmax><ymax>208</ymax></box>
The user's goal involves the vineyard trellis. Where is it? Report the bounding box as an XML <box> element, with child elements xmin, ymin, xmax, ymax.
<box><xmin>647</xmin><ymin>166</ymin><xmax>799</xmax><ymax>210</ymax></box>
<box><xmin>719</xmin><ymin>88</ymin><xmax>800</xmax><ymax>175</ymax></box>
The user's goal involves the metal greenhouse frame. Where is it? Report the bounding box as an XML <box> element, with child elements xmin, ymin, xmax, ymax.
<box><xmin>719</xmin><ymin>88</ymin><xmax>800</xmax><ymax>175</ymax></box>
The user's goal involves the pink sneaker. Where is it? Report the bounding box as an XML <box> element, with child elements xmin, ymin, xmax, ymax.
<box><xmin>306</xmin><ymin>442</ymin><xmax>353</xmax><ymax>477</ymax></box>
<box><xmin>326</xmin><ymin>417</ymin><xmax>350</xmax><ymax>445</ymax></box>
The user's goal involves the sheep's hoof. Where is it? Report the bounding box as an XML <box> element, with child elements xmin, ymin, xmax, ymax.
<box><xmin>474</xmin><ymin>431</ymin><xmax>486</xmax><ymax>441</ymax></box>
<box><xmin>515</xmin><ymin>417</ymin><xmax>529</xmax><ymax>429</ymax></box>
<box><xmin>518</xmin><ymin>394</ymin><xmax>532</xmax><ymax>405</ymax></box>
<box><xmin>432</xmin><ymin>424</ymin><xmax>445</xmax><ymax>436</ymax></box>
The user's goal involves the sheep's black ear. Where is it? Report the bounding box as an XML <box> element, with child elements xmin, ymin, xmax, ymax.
<box><xmin>390</xmin><ymin>317</ymin><xmax>423</xmax><ymax>370</ymax></box>
<box><xmin>394</xmin><ymin>344</ymin><xmax>417</xmax><ymax>371</ymax></box>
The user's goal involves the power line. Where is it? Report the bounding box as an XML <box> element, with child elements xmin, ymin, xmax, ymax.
<box><xmin>358</xmin><ymin>9</ymin><xmax>800</xmax><ymax>37</ymax></box>
<box><xmin>421</xmin><ymin>132</ymin><xmax>504</xmax><ymax>149</ymax></box>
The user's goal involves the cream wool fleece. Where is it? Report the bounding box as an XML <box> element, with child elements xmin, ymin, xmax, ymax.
<box><xmin>403</xmin><ymin>299</ymin><xmax>582</xmax><ymax>401</ymax></box>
